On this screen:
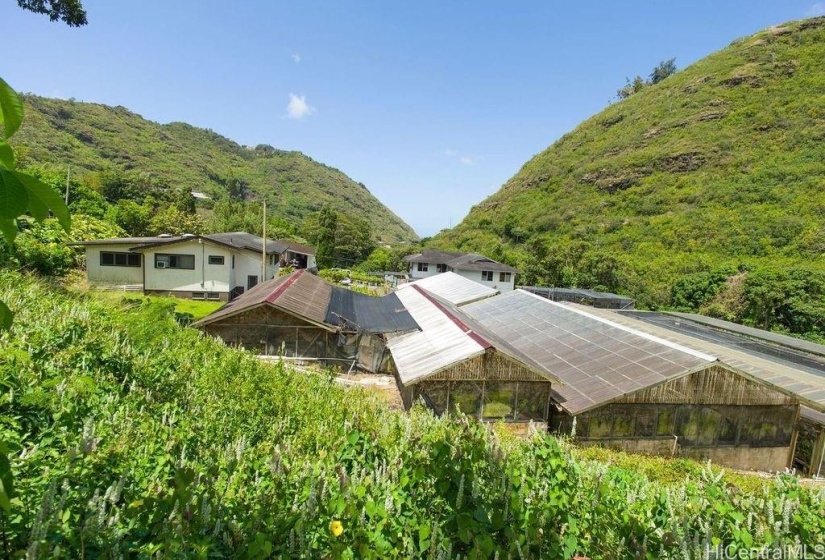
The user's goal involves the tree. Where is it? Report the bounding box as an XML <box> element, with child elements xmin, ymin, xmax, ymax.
<box><xmin>650</xmin><ymin>58</ymin><xmax>677</xmax><ymax>84</ymax></box>
<box><xmin>17</xmin><ymin>0</ymin><xmax>87</xmax><ymax>26</ymax></box>
<box><xmin>0</xmin><ymin>77</ymin><xmax>71</xmax><ymax>328</ymax></box>
<box><xmin>616</xmin><ymin>76</ymin><xmax>646</xmax><ymax>99</ymax></box>
<box><xmin>315</xmin><ymin>204</ymin><xmax>337</xmax><ymax>269</ymax></box>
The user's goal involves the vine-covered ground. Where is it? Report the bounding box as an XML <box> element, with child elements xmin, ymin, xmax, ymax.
<box><xmin>1</xmin><ymin>271</ymin><xmax>823</xmax><ymax>558</ymax></box>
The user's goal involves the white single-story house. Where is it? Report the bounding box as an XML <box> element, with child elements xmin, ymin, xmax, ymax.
<box><xmin>403</xmin><ymin>250</ymin><xmax>518</xmax><ymax>292</ymax></box>
<box><xmin>72</xmin><ymin>232</ymin><xmax>316</xmax><ymax>301</ymax></box>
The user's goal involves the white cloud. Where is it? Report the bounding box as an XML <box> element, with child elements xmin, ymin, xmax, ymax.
<box><xmin>443</xmin><ymin>148</ymin><xmax>457</xmax><ymax>157</ymax></box>
<box><xmin>459</xmin><ymin>156</ymin><xmax>475</xmax><ymax>166</ymax></box>
<box><xmin>292</xmin><ymin>52</ymin><xmax>302</xmax><ymax>64</ymax></box>
<box><xmin>806</xmin><ymin>2</ymin><xmax>825</xmax><ymax>16</ymax></box>
<box><xmin>286</xmin><ymin>93</ymin><xmax>315</xmax><ymax>119</ymax></box>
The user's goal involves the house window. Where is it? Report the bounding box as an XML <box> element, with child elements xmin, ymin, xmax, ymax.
<box><xmin>100</xmin><ymin>251</ymin><xmax>141</xmax><ymax>267</ymax></box>
<box><xmin>208</xmin><ymin>255</ymin><xmax>225</xmax><ymax>265</ymax></box>
<box><xmin>232</xmin><ymin>255</ymin><xmax>235</xmax><ymax>269</ymax></box>
<box><xmin>207</xmin><ymin>292</ymin><xmax>221</xmax><ymax>300</ymax></box>
<box><xmin>481</xmin><ymin>270</ymin><xmax>494</xmax><ymax>281</ymax></box>
<box><xmin>192</xmin><ymin>292</ymin><xmax>206</xmax><ymax>300</ymax></box>
<box><xmin>155</xmin><ymin>253</ymin><xmax>195</xmax><ymax>270</ymax></box>
<box><xmin>417</xmin><ymin>262</ymin><xmax>428</xmax><ymax>272</ymax></box>
<box><xmin>269</xmin><ymin>254</ymin><xmax>278</xmax><ymax>266</ymax></box>
<box><xmin>436</xmin><ymin>264</ymin><xmax>448</xmax><ymax>273</ymax></box>
<box><xmin>247</xmin><ymin>275</ymin><xmax>258</xmax><ymax>289</ymax></box>
<box><xmin>499</xmin><ymin>272</ymin><xmax>512</xmax><ymax>282</ymax></box>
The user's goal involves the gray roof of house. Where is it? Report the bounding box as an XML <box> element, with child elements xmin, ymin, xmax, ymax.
<box><xmin>71</xmin><ymin>232</ymin><xmax>314</xmax><ymax>257</ymax></box>
<box><xmin>461</xmin><ymin>290</ymin><xmax>717</xmax><ymax>415</ymax></box>
<box><xmin>404</xmin><ymin>250</ymin><xmax>518</xmax><ymax>273</ymax></box>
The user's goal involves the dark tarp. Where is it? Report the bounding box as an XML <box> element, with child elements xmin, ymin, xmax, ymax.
<box><xmin>326</xmin><ymin>289</ymin><xmax>418</xmax><ymax>334</ymax></box>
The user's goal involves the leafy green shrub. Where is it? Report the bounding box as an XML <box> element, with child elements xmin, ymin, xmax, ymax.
<box><xmin>0</xmin><ymin>271</ymin><xmax>823</xmax><ymax>557</ymax></box>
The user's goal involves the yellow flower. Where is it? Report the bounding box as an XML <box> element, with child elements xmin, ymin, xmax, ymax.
<box><xmin>329</xmin><ymin>520</ymin><xmax>344</xmax><ymax>537</ymax></box>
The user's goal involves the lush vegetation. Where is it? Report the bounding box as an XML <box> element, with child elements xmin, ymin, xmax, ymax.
<box><xmin>0</xmin><ymin>270</ymin><xmax>823</xmax><ymax>557</ymax></box>
<box><xmin>14</xmin><ymin>95</ymin><xmax>418</xmax><ymax>244</ymax></box>
<box><xmin>434</xmin><ymin>17</ymin><xmax>825</xmax><ymax>341</ymax></box>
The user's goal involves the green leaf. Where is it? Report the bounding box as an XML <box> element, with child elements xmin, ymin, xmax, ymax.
<box><xmin>0</xmin><ymin>218</ymin><xmax>17</xmax><ymax>243</ymax></box>
<box><xmin>0</xmin><ymin>78</ymin><xmax>24</xmax><ymax>139</ymax></box>
<box><xmin>0</xmin><ymin>140</ymin><xmax>13</xmax><ymax>168</ymax></box>
<box><xmin>0</xmin><ymin>300</ymin><xmax>11</xmax><ymax>330</ymax></box>
<box><xmin>0</xmin><ymin>169</ymin><xmax>28</xmax><ymax>219</ymax></box>
<box><xmin>13</xmin><ymin>171</ymin><xmax>71</xmax><ymax>232</ymax></box>
<box><xmin>0</xmin><ymin>441</ymin><xmax>13</xmax><ymax>513</ymax></box>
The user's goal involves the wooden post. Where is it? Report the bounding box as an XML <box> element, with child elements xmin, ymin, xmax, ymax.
<box><xmin>811</xmin><ymin>429</ymin><xmax>825</xmax><ymax>478</ymax></box>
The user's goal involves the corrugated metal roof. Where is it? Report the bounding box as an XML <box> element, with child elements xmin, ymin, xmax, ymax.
<box><xmin>387</xmin><ymin>286</ymin><xmax>490</xmax><ymax>385</ymax></box>
<box><xmin>579</xmin><ymin>306</ymin><xmax>825</xmax><ymax>414</ymax></box>
<box><xmin>277</xmin><ymin>239</ymin><xmax>316</xmax><ymax>256</ymax></box>
<box><xmin>192</xmin><ymin>270</ymin><xmax>332</xmax><ymax>329</ymax></box>
<box><xmin>326</xmin><ymin>290</ymin><xmax>418</xmax><ymax>333</ymax></box>
<box><xmin>398</xmin><ymin>272</ymin><xmax>499</xmax><ymax>306</ymax></box>
<box><xmin>193</xmin><ymin>270</ymin><xmax>417</xmax><ymax>334</ymax></box>
<box><xmin>665</xmin><ymin>312</ymin><xmax>825</xmax><ymax>358</ymax></box>
<box><xmin>461</xmin><ymin>290</ymin><xmax>716</xmax><ymax>415</ymax></box>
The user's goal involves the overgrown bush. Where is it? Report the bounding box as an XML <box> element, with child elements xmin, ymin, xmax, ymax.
<box><xmin>0</xmin><ymin>271</ymin><xmax>823</xmax><ymax>557</ymax></box>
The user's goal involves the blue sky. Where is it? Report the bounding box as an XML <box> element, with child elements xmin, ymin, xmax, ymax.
<box><xmin>2</xmin><ymin>1</ymin><xmax>823</xmax><ymax>237</ymax></box>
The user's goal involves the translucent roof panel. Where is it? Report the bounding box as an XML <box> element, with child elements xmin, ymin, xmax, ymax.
<box><xmin>461</xmin><ymin>290</ymin><xmax>715</xmax><ymax>414</ymax></box>
<box><xmin>398</xmin><ymin>272</ymin><xmax>499</xmax><ymax>306</ymax></box>
<box><xmin>387</xmin><ymin>286</ymin><xmax>488</xmax><ymax>385</ymax></box>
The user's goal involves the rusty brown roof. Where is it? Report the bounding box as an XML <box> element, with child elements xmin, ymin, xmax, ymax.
<box><xmin>192</xmin><ymin>270</ymin><xmax>333</xmax><ymax>329</ymax></box>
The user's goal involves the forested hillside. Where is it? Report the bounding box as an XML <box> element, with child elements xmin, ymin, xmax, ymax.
<box><xmin>15</xmin><ymin>95</ymin><xmax>418</xmax><ymax>244</ymax></box>
<box><xmin>435</xmin><ymin>18</ymin><xmax>825</xmax><ymax>339</ymax></box>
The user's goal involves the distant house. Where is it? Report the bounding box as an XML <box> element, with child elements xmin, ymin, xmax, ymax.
<box><xmin>72</xmin><ymin>232</ymin><xmax>316</xmax><ymax>301</ymax></box>
<box><xmin>403</xmin><ymin>250</ymin><xmax>518</xmax><ymax>292</ymax></box>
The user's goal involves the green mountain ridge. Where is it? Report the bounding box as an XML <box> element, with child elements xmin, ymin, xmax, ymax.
<box><xmin>14</xmin><ymin>95</ymin><xmax>418</xmax><ymax>244</ymax></box>
<box><xmin>436</xmin><ymin>17</ymin><xmax>825</xmax><ymax>311</ymax></box>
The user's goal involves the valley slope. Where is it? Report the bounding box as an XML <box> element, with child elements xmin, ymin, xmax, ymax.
<box><xmin>15</xmin><ymin>95</ymin><xmax>418</xmax><ymax>244</ymax></box>
<box><xmin>436</xmin><ymin>17</ymin><xmax>825</xmax><ymax>309</ymax></box>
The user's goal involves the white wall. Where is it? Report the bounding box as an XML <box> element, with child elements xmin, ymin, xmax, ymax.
<box><xmin>85</xmin><ymin>244</ymin><xmax>145</xmax><ymax>285</ymax></box>
<box><xmin>232</xmin><ymin>251</ymin><xmax>278</xmax><ymax>291</ymax></box>
<box><xmin>143</xmin><ymin>240</ymin><xmax>232</xmax><ymax>293</ymax></box>
<box><xmin>408</xmin><ymin>262</ymin><xmax>442</xmax><ymax>279</ymax></box>
<box><xmin>453</xmin><ymin>269</ymin><xmax>515</xmax><ymax>292</ymax></box>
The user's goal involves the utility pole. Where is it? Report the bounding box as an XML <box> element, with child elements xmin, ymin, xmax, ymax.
<box><xmin>64</xmin><ymin>165</ymin><xmax>71</xmax><ymax>205</ymax></box>
<box><xmin>261</xmin><ymin>200</ymin><xmax>267</xmax><ymax>281</ymax></box>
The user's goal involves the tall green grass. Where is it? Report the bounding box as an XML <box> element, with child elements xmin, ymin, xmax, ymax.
<box><xmin>1</xmin><ymin>270</ymin><xmax>823</xmax><ymax>557</ymax></box>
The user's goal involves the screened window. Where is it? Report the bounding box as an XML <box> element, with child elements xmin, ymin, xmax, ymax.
<box><xmin>417</xmin><ymin>262</ymin><xmax>428</xmax><ymax>272</ymax></box>
<box><xmin>514</xmin><ymin>382</ymin><xmax>550</xmax><ymax>421</ymax></box>
<box><xmin>207</xmin><ymin>292</ymin><xmax>221</xmax><ymax>300</ymax></box>
<box><xmin>155</xmin><ymin>254</ymin><xmax>195</xmax><ymax>269</ymax></box>
<box><xmin>482</xmin><ymin>382</ymin><xmax>517</xmax><ymax>420</ymax></box>
<box><xmin>100</xmin><ymin>251</ymin><xmax>141</xmax><ymax>267</ymax></box>
<box><xmin>450</xmin><ymin>381</ymin><xmax>483</xmax><ymax>417</ymax></box>
<box><xmin>416</xmin><ymin>382</ymin><xmax>450</xmax><ymax>416</ymax></box>
<box><xmin>208</xmin><ymin>255</ymin><xmax>225</xmax><ymax>265</ymax></box>
<box><xmin>499</xmin><ymin>272</ymin><xmax>512</xmax><ymax>282</ymax></box>
<box><xmin>192</xmin><ymin>292</ymin><xmax>205</xmax><ymax>300</ymax></box>
<box><xmin>436</xmin><ymin>264</ymin><xmax>448</xmax><ymax>273</ymax></box>
<box><xmin>481</xmin><ymin>270</ymin><xmax>494</xmax><ymax>281</ymax></box>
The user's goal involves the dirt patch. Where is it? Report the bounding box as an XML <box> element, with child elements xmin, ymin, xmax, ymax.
<box><xmin>580</xmin><ymin>167</ymin><xmax>651</xmax><ymax>193</ymax></box>
<box><xmin>797</xmin><ymin>17</ymin><xmax>825</xmax><ymax>31</ymax></box>
<box><xmin>600</xmin><ymin>113</ymin><xmax>625</xmax><ymax>128</ymax></box>
<box><xmin>658</xmin><ymin>152</ymin><xmax>706</xmax><ymax>173</ymax></box>
<box><xmin>695</xmin><ymin>110</ymin><xmax>727</xmax><ymax>122</ymax></box>
<box><xmin>643</xmin><ymin>128</ymin><xmax>661</xmax><ymax>139</ymax></box>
